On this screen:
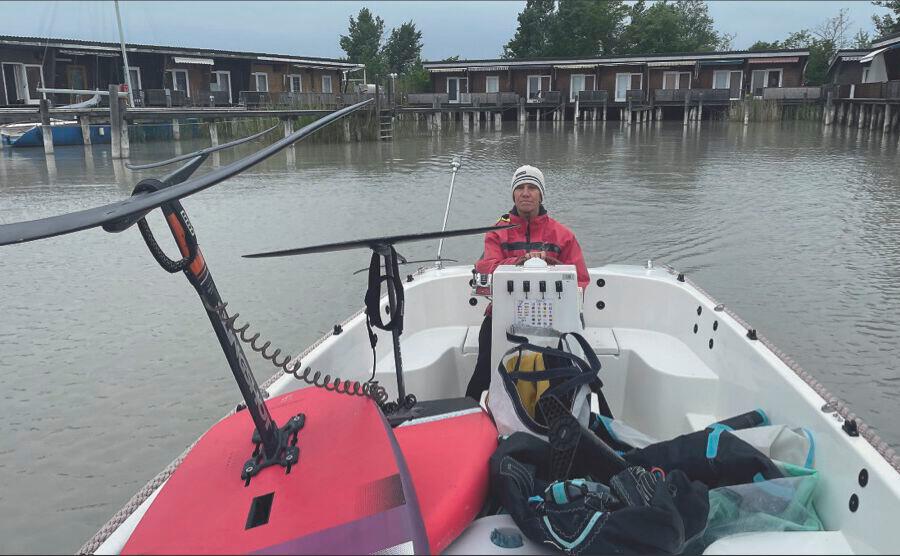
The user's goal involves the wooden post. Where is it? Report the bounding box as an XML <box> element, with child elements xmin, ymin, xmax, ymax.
<box><xmin>697</xmin><ymin>98</ymin><xmax>703</xmax><ymax>121</ymax></box>
<box><xmin>39</xmin><ymin>98</ymin><xmax>54</xmax><ymax>155</ymax></box>
<box><xmin>79</xmin><ymin>114</ymin><xmax>92</xmax><ymax>145</ymax></box>
<box><xmin>209</xmin><ymin>119</ymin><xmax>219</xmax><ymax>147</ymax></box>
<box><xmin>743</xmin><ymin>100</ymin><xmax>750</xmax><ymax>126</ymax></box>
<box><xmin>858</xmin><ymin>104</ymin><xmax>866</xmax><ymax>129</ymax></box>
<box><xmin>283</xmin><ymin>117</ymin><xmax>292</xmax><ymax>139</ymax></box>
<box><xmin>824</xmin><ymin>92</ymin><xmax>833</xmax><ymax>125</ymax></box>
<box><xmin>494</xmin><ymin>111</ymin><xmax>502</xmax><ymax>128</ymax></box>
<box><xmin>574</xmin><ymin>96</ymin><xmax>580</xmax><ymax>122</ymax></box>
<box><xmin>343</xmin><ymin>118</ymin><xmax>351</xmax><ymax>141</ymax></box>
<box><xmin>109</xmin><ymin>85</ymin><xmax>121</xmax><ymax>159</ymax></box>
<box><xmin>683</xmin><ymin>91</ymin><xmax>690</xmax><ymax>126</ymax></box>
<box><xmin>119</xmin><ymin>95</ymin><xmax>130</xmax><ymax>159</ymax></box>
<box><xmin>172</xmin><ymin>119</ymin><xmax>181</xmax><ymax>140</ymax></box>
<box><xmin>602</xmin><ymin>101</ymin><xmax>607</xmax><ymax>121</ymax></box>
<box><xmin>518</xmin><ymin>97</ymin><xmax>525</xmax><ymax>123</ymax></box>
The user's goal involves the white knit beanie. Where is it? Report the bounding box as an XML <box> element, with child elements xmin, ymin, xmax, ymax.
<box><xmin>510</xmin><ymin>165</ymin><xmax>546</xmax><ymax>200</ymax></box>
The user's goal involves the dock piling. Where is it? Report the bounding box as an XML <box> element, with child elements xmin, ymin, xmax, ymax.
<box><xmin>209</xmin><ymin>119</ymin><xmax>219</xmax><ymax>147</ymax></box>
<box><xmin>39</xmin><ymin>99</ymin><xmax>55</xmax><ymax>155</ymax></box>
<box><xmin>79</xmin><ymin>114</ymin><xmax>92</xmax><ymax>145</ymax></box>
<box><xmin>109</xmin><ymin>85</ymin><xmax>121</xmax><ymax>159</ymax></box>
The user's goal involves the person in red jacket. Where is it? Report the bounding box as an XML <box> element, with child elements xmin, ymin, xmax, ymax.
<box><xmin>466</xmin><ymin>164</ymin><xmax>589</xmax><ymax>400</ymax></box>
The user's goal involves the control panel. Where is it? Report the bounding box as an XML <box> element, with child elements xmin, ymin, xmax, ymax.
<box><xmin>490</xmin><ymin>259</ymin><xmax>584</xmax><ymax>373</ymax></box>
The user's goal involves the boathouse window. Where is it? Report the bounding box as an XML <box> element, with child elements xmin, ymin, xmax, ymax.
<box><xmin>66</xmin><ymin>65</ymin><xmax>87</xmax><ymax>95</ymax></box>
<box><xmin>165</xmin><ymin>69</ymin><xmax>190</xmax><ymax>97</ymax></box>
<box><xmin>322</xmin><ymin>75</ymin><xmax>333</xmax><ymax>93</ymax></box>
<box><xmin>210</xmin><ymin>71</ymin><xmax>232</xmax><ymax>103</ymax></box>
<box><xmin>527</xmin><ymin>75</ymin><xmax>550</xmax><ymax>101</ymax></box>
<box><xmin>750</xmin><ymin>69</ymin><xmax>781</xmax><ymax>95</ymax></box>
<box><xmin>24</xmin><ymin>64</ymin><xmax>45</xmax><ymax>104</ymax></box>
<box><xmin>662</xmin><ymin>71</ymin><xmax>691</xmax><ymax>90</ymax></box>
<box><xmin>127</xmin><ymin>67</ymin><xmax>142</xmax><ymax>93</ymax></box>
<box><xmin>713</xmin><ymin>70</ymin><xmax>743</xmax><ymax>99</ymax></box>
<box><xmin>615</xmin><ymin>73</ymin><xmax>642</xmax><ymax>102</ymax></box>
<box><xmin>286</xmin><ymin>74</ymin><xmax>302</xmax><ymax>93</ymax></box>
<box><xmin>486</xmin><ymin>75</ymin><xmax>499</xmax><ymax>94</ymax></box>
<box><xmin>569</xmin><ymin>74</ymin><xmax>594</xmax><ymax>101</ymax></box>
<box><xmin>252</xmin><ymin>72</ymin><xmax>269</xmax><ymax>92</ymax></box>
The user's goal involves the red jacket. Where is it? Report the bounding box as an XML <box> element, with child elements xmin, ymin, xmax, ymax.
<box><xmin>476</xmin><ymin>206</ymin><xmax>590</xmax><ymax>291</ymax></box>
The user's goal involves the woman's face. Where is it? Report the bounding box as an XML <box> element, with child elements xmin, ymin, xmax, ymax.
<box><xmin>513</xmin><ymin>182</ymin><xmax>542</xmax><ymax>214</ymax></box>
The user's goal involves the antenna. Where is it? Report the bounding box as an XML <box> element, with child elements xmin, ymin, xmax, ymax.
<box><xmin>113</xmin><ymin>0</ymin><xmax>135</xmax><ymax>107</ymax></box>
<box><xmin>436</xmin><ymin>156</ymin><xmax>461</xmax><ymax>268</ymax></box>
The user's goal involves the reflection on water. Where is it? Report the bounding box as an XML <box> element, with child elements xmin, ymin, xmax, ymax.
<box><xmin>1</xmin><ymin>121</ymin><xmax>899</xmax><ymax>552</ymax></box>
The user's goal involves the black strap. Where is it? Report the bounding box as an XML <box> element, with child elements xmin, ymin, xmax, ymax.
<box><xmin>558</xmin><ymin>332</ymin><xmax>613</xmax><ymax>419</ymax></box>
<box><xmin>364</xmin><ymin>248</ymin><xmax>404</xmax><ymax>333</ymax></box>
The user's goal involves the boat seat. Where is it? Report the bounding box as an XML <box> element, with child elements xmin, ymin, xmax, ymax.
<box><xmin>462</xmin><ymin>326</ymin><xmax>619</xmax><ymax>355</ymax></box>
<box><xmin>703</xmin><ymin>531</ymin><xmax>856</xmax><ymax>555</ymax></box>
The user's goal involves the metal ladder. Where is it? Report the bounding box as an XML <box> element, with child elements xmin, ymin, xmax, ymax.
<box><xmin>378</xmin><ymin>110</ymin><xmax>393</xmax><ymax>141</ymax></box>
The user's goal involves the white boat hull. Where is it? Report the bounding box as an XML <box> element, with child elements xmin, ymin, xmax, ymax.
<box><xmin>92</xmin><ymin>264</ymin><xmax>900</xmax><ymax>554</ymax></box>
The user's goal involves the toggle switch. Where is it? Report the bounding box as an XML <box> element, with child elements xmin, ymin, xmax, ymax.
<box><xmin>523</xmin><ymin>280</ymin><xmax>530</xmax><ymax>298</ymax></box>
<box><xmin>507</xmin><ymin>280</ymin><xmax>514</xmax><ymax>294</ymax></box>
<box><xmin>555</xmin><ymin>280</ymin><xmax>563</xmax><ymax>299</ymax></box>
<box><xmin>539</xmin><ymin>280</ymin><xmax>547</xmax><ymax>299</ymax></box>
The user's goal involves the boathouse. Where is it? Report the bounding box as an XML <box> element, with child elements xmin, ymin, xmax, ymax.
<box><xmin>419</xmin><ymin>49</ymin><xmax>811</xmax><ymax>121</ymax></box>
<box><xmin>0</xmin><ymin>35</ymin><xmax>362</xmax><ymax>108</ymax></box>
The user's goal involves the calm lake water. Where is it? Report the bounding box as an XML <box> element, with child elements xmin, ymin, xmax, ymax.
<box><xmin>1</xmin><ymin>120</ymin><xmax>899</xmax><ymax>553</ymax></box>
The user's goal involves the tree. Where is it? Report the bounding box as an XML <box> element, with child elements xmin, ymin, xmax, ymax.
<box><xmin>383</xmin><ymin>21</ymin><xmax>424</xmax><ymax>75</ymax></box>
<box><xmin>762</xmin><ymin>10</ymin><xmax>854</xmax><ymax>85</ymax></box>
<box><xmin>853</xmin><ymin>29</ymin><xmax>872</xmax><ymax>48</ymax></box>
<box><xmin>502</xmin><ymin>0</ymin><xmax>556</xmax><ymax>58</ymax></box>
<box><xmin>546</xmin><ymin>0</ymin><xmax>629</xmax><ymax>56</ymax></box>
<box><xmin>339</xmin><ymin>8</ymin><xmax>386</xmax><ymax>83</ymax></box>
<box><xmin>872</xmin><ymin>0</ymin><xmax>900</xmax><ymax>36</ymax></box>
<box><xmin>619</xmin><ymin>0</ymin><xmax>729</xmax><ymax>54</ymax></box>
<box><xmin>748</xmin><ymin>40</ymin><xmax>782</xmax><ymax>51</ymax></box>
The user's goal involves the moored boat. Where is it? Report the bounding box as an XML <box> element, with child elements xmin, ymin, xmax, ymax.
<box><xmin>0</xmin><ymin>120</ymin><xmax>112</xmax><ymax>147</ymax></box>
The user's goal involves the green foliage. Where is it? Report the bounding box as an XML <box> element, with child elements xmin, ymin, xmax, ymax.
<box><xmin>853</xmin><ymin>29</ymin><xmax>872</xmax><ymax>48</ymax></box>
<box><xmin>748</xmin><ymin>40</ymin><xmax>782</xmax><ymax>51</ymax></box>
<box><xmin>340</xmin><ymin>8</ymin><xmax>386</xmax><ymax>83</ymax></box>
<box><xmin>339</xmin><ymin>9</ymin><xmax>426</xmax><ymax>89</ymax></box>
<box><xmin>396</xmin><ymin>59</ymin><xmax>432</xmax><ymax>94</ymax></box>
<box><xmin>502</xmin><ymin>0</ymin><xmax>556</xmax><ymax>58</ymax></box>
<box><xmin>872</xmin><ymin>0</ymin><xmax>900</xmax><ymax>36</ymax></box>
<box><xmin>619</xmin><ymin>0</ymin><xmax>729</xmax><ymax>53</ymax></box>
<box><xmin>547</xmin><ymin>0</ymin><xmax>629</xmax><ymax>56</ymax></box>
<box><xmin>384</xmin><ymin>21</ymin><xmax>424</xmax><ymax>75</ymax></box>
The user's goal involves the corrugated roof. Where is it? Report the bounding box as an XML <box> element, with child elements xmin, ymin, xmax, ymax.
<box><xmin>423</xmin><ymin>48</ymin><xmax>810</xmax><ymax>67</ymax></box>
<box><xmin>0</xmin><ymin>34</ymin><xmax>362</xmax><ymax>69</ymax></box>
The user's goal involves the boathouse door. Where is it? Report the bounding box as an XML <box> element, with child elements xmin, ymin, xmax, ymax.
<box><xmin>447</xmin><ymin>77</ymin><xmax>467</xmax><ymax>103</ymax></box>
<box><xmin>616</xmin><ymin>73</ymin><xmax>641</xmax><ymax>102</ymax></box>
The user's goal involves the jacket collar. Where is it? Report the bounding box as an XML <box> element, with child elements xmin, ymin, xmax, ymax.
<box><xmin>509</xmin><ymin>204</ymin><xmax>548</xmax><ymax>221</ymax></box>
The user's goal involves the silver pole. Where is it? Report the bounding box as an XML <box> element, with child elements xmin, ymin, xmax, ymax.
<box><xmin>436</xmin><ymin>156</ymin><xmax>461</xmax><ymax>268</ymax></box>
<box><xmin>114</xmin><ymin>0</ymin><xmax>136</xmax><ymax>107</ymax></box>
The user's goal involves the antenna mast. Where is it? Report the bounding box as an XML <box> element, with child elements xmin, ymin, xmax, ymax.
<box><xmin>114</xmin><ymin>0</ymin><xmax>136</xmax><ymax>107</ymax></box>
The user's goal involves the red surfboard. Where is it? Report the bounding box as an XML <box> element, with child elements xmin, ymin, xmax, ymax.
<box><xmin>123</xmin><ymin>388</ymin><xmax>429</xmax><ymax>554</ymax></box>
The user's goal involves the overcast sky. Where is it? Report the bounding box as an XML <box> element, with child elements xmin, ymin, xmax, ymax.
<box><xmin>0</xmin><ymin>1</ymin><xmax>890</xmax><ymax>60</ymax></box>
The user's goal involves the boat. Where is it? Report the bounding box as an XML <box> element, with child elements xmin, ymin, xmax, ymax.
<box><xmin>2</xmin><ymin>99</ymin><xmax>899</xmax><ymax>555</ymax></box>
<box><xmin>0</xmin><ymin>94</ymin><xmax>111</xmax><ymax>147</ymax></box>
<box><xmin>0</xmin><ymin>119</ymin><xmax>112</xmax><ymax>147</ymax></box>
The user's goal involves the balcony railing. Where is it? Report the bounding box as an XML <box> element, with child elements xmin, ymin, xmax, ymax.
<box><xmin>762</xmin><ymin>87</ymin><xmax>822</xmax><ymax>100</ymax></box>
<box><xmin>143</xmin><ymin>89</ymin><xmax>189</xmax><ymax>107</ymax></box>
<box><xmin>653</xmin><ymin>89</ymin><xmax>691</xmax><ymax>103</ymax></box>
<box><xmin>576</xmin><ymin>90</ymin><xmax>609</xmax><ymax>103</ymax></box>
<box><xmin>526</xmin><ymin>90</ymin><xmax>562</xmax><ymax>104</ymax></box>
<box><xmin>195</xmin><ymin>90</ymin><xmax>232</xmax><ymax>107</ymax></box>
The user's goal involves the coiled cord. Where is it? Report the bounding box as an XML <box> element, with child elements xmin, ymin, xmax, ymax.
<box><xmin>207</xmin><ymin>300</ymin><xmax>389</xmax><ymax>405</ymax></box>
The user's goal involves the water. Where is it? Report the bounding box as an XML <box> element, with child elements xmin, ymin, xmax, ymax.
<box><xmin>1</xmin><ymin>120</ymin><xmax>898</xmax><ymax>553</ymax></box>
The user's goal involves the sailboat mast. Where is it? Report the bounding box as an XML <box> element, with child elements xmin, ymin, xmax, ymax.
<box><xmin>113</xmin><ymin>0</ymin><xmax>135</xmax><ymax>106</ymax></box>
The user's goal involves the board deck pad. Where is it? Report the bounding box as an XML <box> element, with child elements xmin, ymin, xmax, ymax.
<box><xmin>123</xmin><ymin>388</ymin><xmax>429</xmax><ymax>555</ymax></box>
